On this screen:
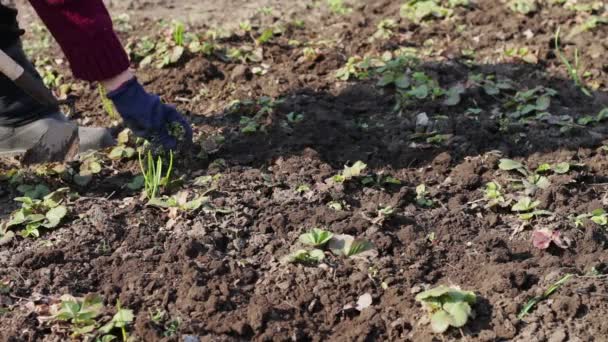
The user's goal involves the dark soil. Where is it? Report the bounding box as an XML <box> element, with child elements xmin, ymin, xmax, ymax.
<box><xmin>2</xmin><ymin>1</ymin><xmax>608</xmax><ymax>341</ymax></box>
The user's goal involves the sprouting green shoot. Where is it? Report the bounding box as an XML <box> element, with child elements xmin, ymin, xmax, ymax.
<box><xmin>98</xmin><ymin>84</ymin><xmax>119</xmax><ymax>120</ymax></box>
<box><xmin>554</xmin><ymin>27</ymin><xmax>591</xmax><ymax>97</ymax></box>
<box><xmin>518</xmin><ymin>273</ymin><xmax>573</xmax><ymax>319</ymax></box>
<box><xmin>172</xmin><ymin>21</ymin><xmax>185</xmax><ymax>46</ymax></box>
<box><xmin>138</xmin><ymin>150</ymin><xmax>174</xmax><ymax>200</ymax></box>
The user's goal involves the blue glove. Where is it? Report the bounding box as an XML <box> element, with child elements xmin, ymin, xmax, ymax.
<box><xmin>107</xmin><ymin>78</ymin><xmax>192</xmax><ymax>150</ymax></box>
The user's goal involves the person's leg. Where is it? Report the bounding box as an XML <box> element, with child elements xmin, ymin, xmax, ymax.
<box><xmin>0</xmin><ymin>4</ymin><xmax>114</xmax><ymax>156</ymax></box>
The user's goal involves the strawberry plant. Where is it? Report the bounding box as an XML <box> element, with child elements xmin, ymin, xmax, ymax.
<box><xmin>484</xmin><ymin>182</ymin><xmax>509</xmax><ymax>208</ymax></box>
<box><xmin>370</xmin><ymin>19</ymin><xmax>397</xmax><ymax>41</ymax></box>
<box><xmin>415</xmin><ymin>286</ymin><xmax>477</xmax><ymax>333</ymax></box>
<box><xmin>511</xmin><ymin>197</ymin><xmax>551</xmax><ymax>220</ymax></box>
<box><xmin>98</xmin><ymin>301</ymin><xmax>135</xmax><ymax>341</ymax></box>
<box><xmin>299</xmin><ymin>228</ymin><xmax>334</xmax><ymax>247</ymax></box>
<box><xmin>505</xmin><ymin>86</ymin><xmax>556</xmax><ymax>120</ymax></box>
<box><xmin>416</xmin><ymin>184</ymin><xmax>434</xmax><ymax>207</ymax></box>
<box><xmin>53</xmin><ymin>294</ymin><xmax>104</xmax><ymax>337</ymax></box>
<box><xmin>327</xmin><ymin>0</ymin><xmax>352</xmax><ymax>15</ymax></box>
<box><xmin>6</xmin><ymin>188</ymin><xmax>69</xmax><ymax>238</ymax></box>
<box><xmin>570</xmin><ymin>209</ymin><xmax>608</xmax><ymax>227</ymax></box>
<box><xmin>332</xmin><ymin>161</ymin><xmax>367</xmax><ymax>183</ymax></box>
<box><xmin>328</xmin><ymin>234</ymin><xmax>376</xmax><ymax>258</ymax></box>
<box><xmin>509</xmin><ymin>0</ymin><xmax>538</xmax><ymax>15</ymax></box>
<box><xmin>336</xmin><ymin>57</ymin><xmax>373</xmax><ymax>81</ymax></box>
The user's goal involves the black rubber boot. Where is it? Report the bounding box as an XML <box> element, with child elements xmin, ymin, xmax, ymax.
<box><xmin>0</xmin><ymin>41</ymin><xmax>115</xmax><ymax>157</ymax></box>
<box><xmin>0</xmin><ymin>112</ymin><xmax>114</xmax><ymax>156</ymax></box>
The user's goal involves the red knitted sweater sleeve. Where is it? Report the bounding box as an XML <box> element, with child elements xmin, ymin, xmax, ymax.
<box><xmin>28</xmin><ymin>0</ymin><xmax>130</xmax><ymax>82</ymax></box>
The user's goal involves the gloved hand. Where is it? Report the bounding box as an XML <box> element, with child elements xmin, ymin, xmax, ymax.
<box><xmin>107</xmin><ymin>78</ymin><xmax>192</xmax><ymax>150</ymax></box>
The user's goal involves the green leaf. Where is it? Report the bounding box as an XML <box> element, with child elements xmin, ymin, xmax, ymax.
<box><xmin>43</xmin><ymin>205</ymin><xmax>67</xmax><ymax>228</ymax></box>
<box><xmin>346</xmin><ymin>239</ymin><xmax>374</xmax><ymax>256</ymax></box>
<box><xmin>512</xmin><ymin>197</ymin><xmax>539</xmax><ymax>212</ymax></box>
<box><xmin>552</xmin><ymin>162</ymin><xmax>570</xmax><ymax>174</ymax></box>
<box><xmin>100</xmin><ymin>335</ymin><xmax>117</xmax><ymax>342</ymax></box>
<box><xmin>536</xmin><ymin>163</ymin><xmax>551</xmax><ymax>173</ymax></box>
<box><xmin>111</xmin><ymin>308</ymin><xmax>134</xmax><ymax>328</ymax></box>
<box><xmin>499</xmin><ymin>158</ymin><xmax>524</xmax><ymax>171</ymax></box>
<box><xmin>430</xmin><ymin>310</ymin><xmax>451</xmax><ymax>333</ymax></box>
<box><xmin>443</xmin><ymin>301</ymin><xmax>471</xmax><ymax>327</ymax></box>
<box><xmin>299</xmin><ymin>228</ymin><xmax>334</xmax><ymax>247</ymax></box>
<box><xmin>443</xmin><ymin>84</ymin><xmax>464</xmax><ymax>106</ymax></box>
<box><xmin>342</xmin><ymin>161</ymin><xmax>367</xmax><ymax>180</ymax></box>
<box><xmin>127</xmin><ymin>175</ymin><xmax>145</xmax><ymax>190</ymax></box>
<box><xmin>535</xmin><ymin>96</ymin><xmax>550</xmax><ymax>111</ymax></box>
<box><xmin>57</xmin><ymin>301</ymin><xmax>81</xmax><ymax>321</ymax></box>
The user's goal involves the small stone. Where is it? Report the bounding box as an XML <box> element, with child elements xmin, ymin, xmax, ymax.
<box><xmin>548</xmin><ymin>328</ymin><xmax>567</xmax><ymax>342</ymax></box>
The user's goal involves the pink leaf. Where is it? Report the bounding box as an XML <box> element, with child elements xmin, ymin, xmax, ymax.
<box><xmin>532</xmin><ymin>229</ymin><xmax>568</xmax><ymax>250</ymax></box>
<box><xmin>532</xmin><ymin>229</ymin><xmax>554</xmax><ymax>250</ymax></box>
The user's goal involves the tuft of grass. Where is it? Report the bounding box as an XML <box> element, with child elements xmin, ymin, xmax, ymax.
<box><xmin>138</xmin><ymin>150</ymin><xmax>174</xmax><ymax>201</ymax></box>
<box><xmin>554</xmin><ymin>27</ymin><xmax>591</xmax><ymax>97</ymax></box>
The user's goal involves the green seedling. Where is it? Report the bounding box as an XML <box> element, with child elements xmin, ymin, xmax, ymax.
<box><xmin>570</xmin><ymin>208</ymin><xmax>608</xmax><ymax>227</ymax></box>
<box><xmin>256</xmin><ymin>28</ymin><xmax>275</xmax><ymax>45</ymax></box>
<box><xmin>370</xmin><ymin>19</ymin><xmax>397</xmax><ymax>41</ymax></box>
<box><xmin>511</xmin><ymin>197</ymin><xmax>550</xmax><ymax>220</ymax></box>
<box><xmin>332</xmin><ymin>161</ymin><xmax>367</xmax><ymax>183</ymax></box>
<box><xmin>228</xmin><ymin>46</ymin><xmax>264</xmax><ymax>63</ymax></box>
<box><xmin>394</xmin><ymin>72</ymin><xmax>444</xmax><ymax>110</ymax></box>
<box><xmin>54</xmin><ymin>294</ymin><xmax>104</xmax><ymax>337</ymax></box>
<box><xmin>74</xmin><ymin>153</ymin><xmax>103</xmax><ymax>186</ymax></box>
<box><xmin>17</xmin><ymin>183</ymin><xmax>50</xmax><ymax>199</ymax></box>
<box><xmin>401</xmin><ymin>0</ymin><xmax>452</xmax><ymax>23</ymax></box>
<box><xmin>328</xmin><ymin>201</ymin><xmax>344</xmax><ymax>211</ymax></box>
<box><xmin>555</xmin><ymin>27</ymin><xmax>591</xmax><ymax>96</ymax></box>
<box><xmin>299</xmin><ymin>228</ymin><xmax>334</xmax><ymax>247</ymax></box>
<box><xmin>7</xmin><ymin>188</ymin><xmax>69</xmax><ymax>238</ymax></box>
<box><xmin>484</xmin><ymin>181</ymin><xmax>509</xmax><ymax>208</ymax></box>
<box><xmin>295</xmin><ymin>184</ymin><xmax>311</xmax><ymax>194</ymax></box>
<box><xmin>286</xmin><ymin>112</ymin><xmax>305</xmax><ymax>123</ymax></box>
<box><xmin>239</xmin><ymin>21</ymin><xmax>252</xmax><ymax>32</ymax></box>
<box><xmin>518</xmin><ymin>274</ymin><xmax>573</xmax><ymax>319</ymax></box>
<box><xmin>99</xmin><ymin>301</ymin><xmax>134</xmax><ymax>341</ymax></box>
<box><xmin>509</xmin><ymin>0</ymin><xmax>538</xmax><ymax>14</ymax></box>
<box><xmin>109</xmin><ymin>130</ymin><xmax>136</xmax><ymax>160</ymax></box>
<box><xmin>567</xmin><ymin>16</ymin><xmax>608</xmax><ymax>39</ymax></box>
<box><xmin>327</xmin><ymin>0</ymin><xmax>352</xmax><ymax>15</ymax></box>
<box><xmin>257</xmin><ymin>6</ymin><xmax>274</xmax><ymax>15</ymax></box>
<box><xmin>564</xmin><ymin>2</ymin><xmax>603</xmax><ymax>13</ymax></box>
<box><xmin>284</xmin><ymin>249</ymin><xmax>325</xmax><ymax>264</ymax></box>
<box><xmin>147</xmin><ymin>190</ymin><xmax>207</xmax><ymax>212</ymax></box>
<box><xmin>375</xmin><ymin>53</ymin><xmax>420</xmax><ymax>87</ymax></box>
<box><xmin>416</xmin><ymin>184</ymin><xmax>434</xmax><ymax>207</ymax></box>
<box><xmin>138</xmin><ymin>150</ymin><xmax>174</xmax><ymax>201</ymax></box>
<box><xmin>336</xmin><ymin>56</ymin><xmax>373</xmax><ymax>81</ymax></box>
<box><xmin>415</xmin><ymin>286</ymin><xmax>477</xmax><ymax>333</ymax></box>
<box><xmin>328</xmin><ymin>234</ymin><xmax>376</xmax><ymax>258</ymax></box>
<box><xmin>361</xmin><ymin>174</ymin><xmax>401</xmax><ymax>187</ymax></box>
<box><xmin>504</xmin><ymin>46</ymin><xmax>538</xmax><ymax>64</ymax></box>
<box><xmin>498</xmin><ymin>158</ymin><xmax>569</xmax><ymax>195</ymax></box>
<box><xmin>469</xmin><ymin>73</ymin><xmax>514</xmax><ymax>96</ymax></box>
<box><xmin>505</xmin><ymin>86</ymin><xmax>556</xmax><ymax>119</ymax></box>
